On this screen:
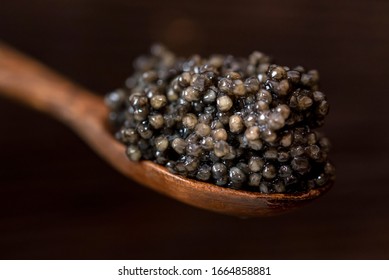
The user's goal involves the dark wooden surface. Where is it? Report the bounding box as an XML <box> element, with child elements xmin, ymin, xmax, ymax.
<box><xmin>0</xmin><ymin>0</ymin><xmax>388</xmax><ymax>259</ymax></box>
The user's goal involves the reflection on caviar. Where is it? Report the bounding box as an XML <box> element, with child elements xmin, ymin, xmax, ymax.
<box><xmin>106</xmin><ymin>44</ymin><xmax>335</xmax><ymax>193</ymax></box>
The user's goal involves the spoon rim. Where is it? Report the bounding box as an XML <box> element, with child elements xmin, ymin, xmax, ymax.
<box><xmin>140</xmin><ymin>159</ymin><xmax>333</xmax><ymax>201</ymax></box>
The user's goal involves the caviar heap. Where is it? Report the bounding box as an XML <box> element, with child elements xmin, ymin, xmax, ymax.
<box><xmin>106</xmin><ymin>45</ymin><xmax>335</xmax><ymax>193</ymax></box>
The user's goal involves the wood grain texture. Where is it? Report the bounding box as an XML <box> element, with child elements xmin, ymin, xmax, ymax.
<box><xmin>0</xmin><ymin>0</ymin><xmax>388</xmax><ymax>259</ymax></box>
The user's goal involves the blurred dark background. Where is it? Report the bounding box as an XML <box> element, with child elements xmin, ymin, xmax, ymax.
<box><xmin>0</xmin><ymin>0</ymin><xmax>388</xmax><ymax>259</ymax></box>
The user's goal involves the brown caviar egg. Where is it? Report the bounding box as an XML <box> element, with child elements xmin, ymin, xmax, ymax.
<box><xmin>217</xmin><ymin>95</ymin><xmax>233</xmax><ymax>112</ymax></box>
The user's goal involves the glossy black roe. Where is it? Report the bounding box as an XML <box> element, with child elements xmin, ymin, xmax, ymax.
<box><xmin>106</xmin><ymin>44</ymin><xmax>334</xmax><ymax>193</ymax></box>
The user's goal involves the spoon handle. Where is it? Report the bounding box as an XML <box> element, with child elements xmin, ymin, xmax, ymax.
<box><xmin>0</xmin><ymin>42</ymin><xmax>107</xmax><ymax>128</ymax></box>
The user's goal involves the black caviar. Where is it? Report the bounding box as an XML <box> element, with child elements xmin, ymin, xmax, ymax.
<box><xmin>106</xmin><ymin>45</ymin><xmax>335</xmax><ymax>193</ymax></box>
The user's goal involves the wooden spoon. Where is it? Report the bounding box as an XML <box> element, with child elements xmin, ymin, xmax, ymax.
<box><xmin>0</xmin><ymin>43</ymin><xmax>333</xmax><ymax>217</ymax></box>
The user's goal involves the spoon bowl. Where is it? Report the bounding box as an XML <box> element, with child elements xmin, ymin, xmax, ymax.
<box><xmin>0</xmin><ymin>42</ymin><xmax>333</xmax><ymax>217</ymax></box>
